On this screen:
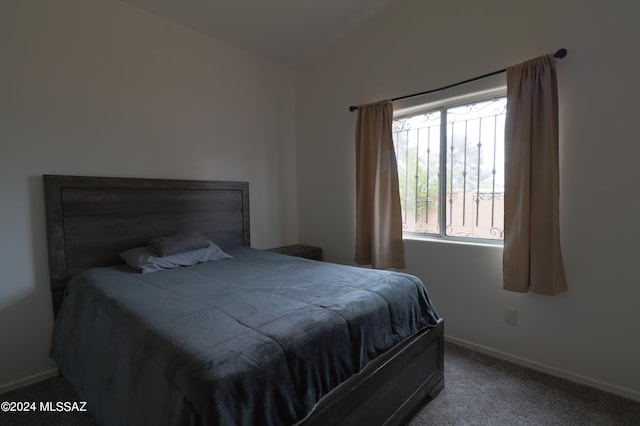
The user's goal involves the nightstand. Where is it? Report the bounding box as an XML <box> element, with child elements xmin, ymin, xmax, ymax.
<box><xmin>267</xmin><ymin>244</ymin><xmax>323</xmax><ymax>261</ymax></box>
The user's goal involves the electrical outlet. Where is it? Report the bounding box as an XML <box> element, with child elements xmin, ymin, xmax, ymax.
<box><xmin>505</xmin><ymin>308</ymin><xmax>518</xmax><ymax>326</ymax></box>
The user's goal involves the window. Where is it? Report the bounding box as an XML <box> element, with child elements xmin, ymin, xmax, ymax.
<box><xmin>393</xmin><ymin>94</ymin><xmax>506</xmax><ymax>242</ymax></box>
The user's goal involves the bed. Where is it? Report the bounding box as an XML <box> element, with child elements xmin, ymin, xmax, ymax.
<box><xmin>43</xmin><ymin>175</ymin><xmax>444</xmax><ymax>426</ymax></box>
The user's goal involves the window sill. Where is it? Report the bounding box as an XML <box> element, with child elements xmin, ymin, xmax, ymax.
<box><xmin>402</xmin><ymin>233</ymin><xmax>503</xmax><ymax>249</ymax></box>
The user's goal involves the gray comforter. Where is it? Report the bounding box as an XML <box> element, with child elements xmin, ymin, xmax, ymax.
<box><xmin>51</xmin><ymin>248</ymin><xmax>440</xmax><ymax>426</ymax></box>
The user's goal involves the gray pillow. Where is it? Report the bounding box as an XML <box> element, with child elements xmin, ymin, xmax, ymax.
<box><xmin>147</xmin><ymin>231</ymin><xmax>210</xmax><ymax>257</ymax></box>
<box><xmin>120</xmin><ymin>241</ymin><xmax>232</xmax><ymax>273</ymax></box>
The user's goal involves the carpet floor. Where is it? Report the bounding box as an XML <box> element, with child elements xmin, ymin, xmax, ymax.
<box><xmin>1</xmin><ymin>342</ymin><xmax>639</xmax><ymax>425</ymax></box>
<box><xmin>405</xmin><ymin>343</ymin><xmax>640</xmax><ymax>425</ymax></box>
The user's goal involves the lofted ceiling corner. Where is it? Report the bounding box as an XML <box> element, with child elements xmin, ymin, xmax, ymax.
<box><xmin>119</xmin><ymin>0</ymin><xmax>397</xmax><ymax>68</ymax></box>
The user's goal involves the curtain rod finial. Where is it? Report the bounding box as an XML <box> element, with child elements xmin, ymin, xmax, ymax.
<box><xmin>349</xmin><ymin>106</ymin><xmax>358</xmax><ymax>112</ymax></box>
<box><xmin>554</xmin><ymin>48</ymin><xmax>567</xmax><ymax>59</ymax></box>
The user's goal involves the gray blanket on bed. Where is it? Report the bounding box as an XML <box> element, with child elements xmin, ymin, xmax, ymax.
<box><xmin>50</xmin><ymin>248</ymin><xmax>440</xmax><ymax>426</ymax></box>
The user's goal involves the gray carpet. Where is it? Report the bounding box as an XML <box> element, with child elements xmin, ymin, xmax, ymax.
<box><xmin>406</xmin><ymin>343</ymin><xmax>640</xmax><ymax>425</ymax></box>
<box><xmin>1</xmin><ymin>342</ymin><xmax>639</xmax><ymax>425</ymax></box>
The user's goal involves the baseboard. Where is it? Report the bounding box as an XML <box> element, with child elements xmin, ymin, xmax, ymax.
<box><xmin>0</xmin><ymin>368</ymin><xmax>59</xmax><ymax>395</ymax></box>
<box><xmin>445</xmin><ymin>336</ymin><xmax>640</xmax><ymax>403</ymax></box>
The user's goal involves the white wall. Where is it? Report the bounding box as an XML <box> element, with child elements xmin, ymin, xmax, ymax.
<box><xmin>296</xmin><ymin>0</ymin><xmax>640</xmax><ymax>399</ymax></box>
<box><xmin>0</xmin><ymin>0</ymin><xmax>297</xmax><ymax>390</ymax></box>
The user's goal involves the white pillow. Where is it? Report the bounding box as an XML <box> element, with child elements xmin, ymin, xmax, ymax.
<box><xmin>119</xmin><ymin>241</ymin><xmax>232</xmax><ymax>273</ymax></box>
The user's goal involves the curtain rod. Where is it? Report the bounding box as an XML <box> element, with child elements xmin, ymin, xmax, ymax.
<box><xmin>348</xmin><ymin>48</ymin><xmax>567</xmax><ymax>112</ymax></box>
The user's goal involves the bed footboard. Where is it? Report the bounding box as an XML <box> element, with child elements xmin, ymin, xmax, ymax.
<box><xmin>302</xmin><ymin>320</ymin><xmax>444</xmax><ymax>426</ymax></box>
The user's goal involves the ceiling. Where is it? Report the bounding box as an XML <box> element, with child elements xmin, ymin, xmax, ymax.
<box><xmin>120</xmin><ymin>0</ymin><xmax>397</xmax><ymax>68</ymax></box>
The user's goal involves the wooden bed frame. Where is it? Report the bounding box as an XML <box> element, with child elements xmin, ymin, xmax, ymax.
<box><xmin>43</xmin><ymin>174</ymin><xmax>444</xmax><ymax>426</ymax></box>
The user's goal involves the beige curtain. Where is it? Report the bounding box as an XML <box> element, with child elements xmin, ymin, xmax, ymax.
<box><xmin>503</xmin><ymin>54</ymin><xmax>567</xmax><ymax>294</ymax></box>
<box><xmin>354</xmin><ymin>100</ymin><xmax>405</xmax><ymax>269</ymax></box>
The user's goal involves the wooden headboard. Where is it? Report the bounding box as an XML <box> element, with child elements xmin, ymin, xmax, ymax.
<box><xmin>43</xmin><ymin>175</ymin><xmax>250</xmax><ymax>317</ymax></box>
